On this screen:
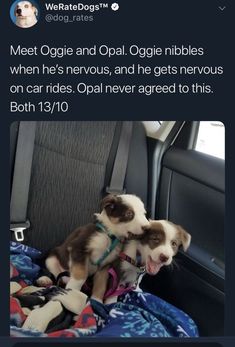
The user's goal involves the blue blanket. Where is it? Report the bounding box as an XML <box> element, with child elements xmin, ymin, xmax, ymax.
<box><xmin>91</xmin><ymin>291</ymin><xmax>198</xmax><ymax>337</ymax></box>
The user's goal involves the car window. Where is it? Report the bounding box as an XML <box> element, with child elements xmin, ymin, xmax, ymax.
<box><xmin>195</xmin><ymin>121</ymin><xmax>225</xmax><ymax>159</ymax></box>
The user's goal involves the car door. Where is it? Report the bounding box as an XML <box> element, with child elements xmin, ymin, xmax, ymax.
<box><xmin>142</xmin><ymin>121</ymin><xmax>225</xmax><ymax>336</ymax></box>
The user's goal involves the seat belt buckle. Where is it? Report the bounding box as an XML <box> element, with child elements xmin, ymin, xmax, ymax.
<box><xmin>105</xmin><ymin>186</ymin><xmax>126</xmax><ymax>195</ymax></box>
<box><xmin>10</xmin><ymin>220</ymin><xmax>30</xmax><ymax>242</ymax></box>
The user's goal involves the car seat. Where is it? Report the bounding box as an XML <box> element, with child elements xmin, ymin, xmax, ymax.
<box><xmin>10</xmin><ymin>121</ymin><xmax>148</xmax><ymax>252</ymax></box>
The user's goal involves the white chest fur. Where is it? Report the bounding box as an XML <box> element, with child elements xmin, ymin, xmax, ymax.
<box><xmin>16</xmin><ymin>16</ymin><xmax>37</xmax><ymax>28</ymax></box>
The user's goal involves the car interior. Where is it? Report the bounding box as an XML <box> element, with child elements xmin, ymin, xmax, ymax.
<box><xmin>10</xmin><ymin>120</ymin><xmax>225</xmax><ymax>336</ymax></box>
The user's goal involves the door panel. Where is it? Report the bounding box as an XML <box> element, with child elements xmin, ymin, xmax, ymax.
<box><xmin>142</xmin><ymin>127</ymin><xmax>225</xmax><ymax>336</ymax></box>
<box><xmin>158</xmin><ymin>147</ymin><xmax>225</xmax><ymax>265</ymax></box>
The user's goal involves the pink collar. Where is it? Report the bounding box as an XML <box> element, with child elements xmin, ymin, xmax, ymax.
<box><xmin>83</xmin><ymin>252</ymin><xmax>145</xmax><ymax>299</ymax></box>
<box><xmin>119</xmin><ymin>251</ymin><xmax>146</xmax><ymax>272</ymax></box>
<box><xmin>104</xmin><ymin>267</ymin><xmax>134</xmax><ymax>299</ymax></box>
<box><xmin>104</xmin><ymin>252</ymin><xmax>146</xmax><ymax>299</ymax></box>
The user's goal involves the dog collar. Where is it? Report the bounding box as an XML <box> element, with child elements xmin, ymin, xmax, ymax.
<box><xmin>95</xmin><ymin>222</ymin><xmax>114</xmax><ymax>237</ymax></box>
<box><xmin>91</xmin><ymin>222</ymin><xmax>122</xmax><ymax>266</ymax></box>
<box><xmin>119</xmin><ymin>251</ymin><xmax>146</xmax><ymax>273</ymax></box>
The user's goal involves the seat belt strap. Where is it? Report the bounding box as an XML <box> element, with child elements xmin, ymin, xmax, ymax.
<box><xmin>106</xmin><ymin>121</ymin><xmax>133</xmax><ymax>195</ymax></box>
<box><xmin>10</xmin><ymin>121</ymin><xmax>36</xmax><ymax>242</ymax></box>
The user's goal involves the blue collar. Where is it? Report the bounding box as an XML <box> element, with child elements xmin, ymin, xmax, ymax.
<box><xmin>91</xmin><ymin>222</ymin><xmax>121</xmax><ymax>266</ymax></box>
<box><xmin>95</xmin><ymin>222</ymin><xmax>115</xmax><ymax>238</ymax></box>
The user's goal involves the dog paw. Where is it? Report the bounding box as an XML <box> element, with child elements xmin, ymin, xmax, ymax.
<box><xmin>36</xmin><ymin>276</ymin><xmax>53</xmax><ymax>287</ymax></box>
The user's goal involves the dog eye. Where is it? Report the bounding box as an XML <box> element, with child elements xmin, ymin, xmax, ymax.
<box><xmin>125</xmin><ymin>210</ymin><xmax>134</xmax><ymax>219</ymax></box>
<box><xmin>109</xmin><ymin>203</ymin><xmax>115</xmax><ymax>209</ymax></box>
<box><xmin>171</xmin><ymin>240</ymin><xmax>178</xmax><ymax>247</ymax></box>
<box><xmin>151</xmin><ymin>237</ymin><xmax>160</xmax><ymax>243</ymax></box>
<box><xmin>25</xmin><ymin>4</ymin><xmax>29</xmax><ymax>8</ymax></box>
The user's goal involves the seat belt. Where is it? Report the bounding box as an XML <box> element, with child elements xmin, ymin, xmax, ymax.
<box><xmin>10</xmin><ymin>121</ymin><xmax>36</xmax><ymax>242</ymax></box>
<box><xmin>106</xmin><ymin>121</ymin><xmax>133</xmax><ymax>195</ymax></box>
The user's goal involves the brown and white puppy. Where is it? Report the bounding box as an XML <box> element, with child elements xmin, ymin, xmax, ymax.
<box><xmin>137</xmin><ymin>220</ymin><xmax>191</xmax><ymax>275</ymax></box>
<box><xmin>37</xmin><ymin>194</ymin><xmax>149</xmax><ymax>291</ymax></box>
<box><xmin>14</xmin><ymin>1</ymin><xmax>38</xmax><ymax>28</ymax></box>
<box><xmin>92</xmin><ymin>220</ymin><xmax>191</xmax><ymax>303</ymax></box>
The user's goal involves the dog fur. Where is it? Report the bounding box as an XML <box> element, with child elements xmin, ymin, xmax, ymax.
<box><xmin>14</xmin><ymin>1</ymin><xmax>38</xmax><ymax>28</ymax></box>
<box><xmin>92</xmin><ymin>220</ymin><xmax>191</xmax><ymax>303</ymax></box>
<box><xmin>37</xmin><ymin>194</ymin><xmax>149</xmax><ymax>291</ymax></box>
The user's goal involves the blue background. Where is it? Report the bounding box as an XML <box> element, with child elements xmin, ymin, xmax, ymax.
<box><xmin>10</xmin><ymin>0</ymin><xmax>39</xmax><ymax>24</ymax></box>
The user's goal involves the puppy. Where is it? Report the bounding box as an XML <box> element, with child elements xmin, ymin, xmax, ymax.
<box><xmin>37</xmin><ymin>194</ymin><xmax>149</xmax><ymax>292</ymax></box>
<box><xmin>14</xmin><ymin>1</ymin><xmax>38</xmax><ymax>28</ymax></box>
<box><xmin>91</xmin><ymin>220</ymin><xmax>191</xmax><ymax>303</ymax></box>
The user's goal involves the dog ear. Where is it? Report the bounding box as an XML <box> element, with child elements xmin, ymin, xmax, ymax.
<box><xmin>33</xmin><ymin>6</ymin><xmax>38</xmax><ymax>16</ymax></box>
<box><xmin>177</xmin><ymin>225</ymin><xmax>191</xmax><ymax>251</ymax></box>
<box><xmin>101</xmin><ymin>194</ymin><xmax>118</xmax><ymax>211</ymax></box>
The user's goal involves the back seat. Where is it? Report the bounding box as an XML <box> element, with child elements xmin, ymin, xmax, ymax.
<box><xmin>10</xmin><ymin>121</ymin><xmax>148</xmax><ymax>252</ymax></box>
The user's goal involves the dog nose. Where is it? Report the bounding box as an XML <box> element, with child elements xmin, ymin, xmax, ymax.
<box><xmin>16</xmin><ymin>9</ymin><xmax>22</xmax><ymax>14</ymax></box>
<box><xmin>159</xmin><ymin>254</ymin><xmax>169</xmax><ymax>263</ymax></box>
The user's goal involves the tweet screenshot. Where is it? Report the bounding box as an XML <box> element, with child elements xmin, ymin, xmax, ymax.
<box><xmin>0</xmin><ymin>0</ymin><xmax>234</xmax><ymax>347</ymax></box>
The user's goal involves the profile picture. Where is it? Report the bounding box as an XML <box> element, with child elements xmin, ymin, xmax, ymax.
<box><xmin>10</xmin><ymin>1</ymin><xmax>39</xmax><ymax>28</ymax></box>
